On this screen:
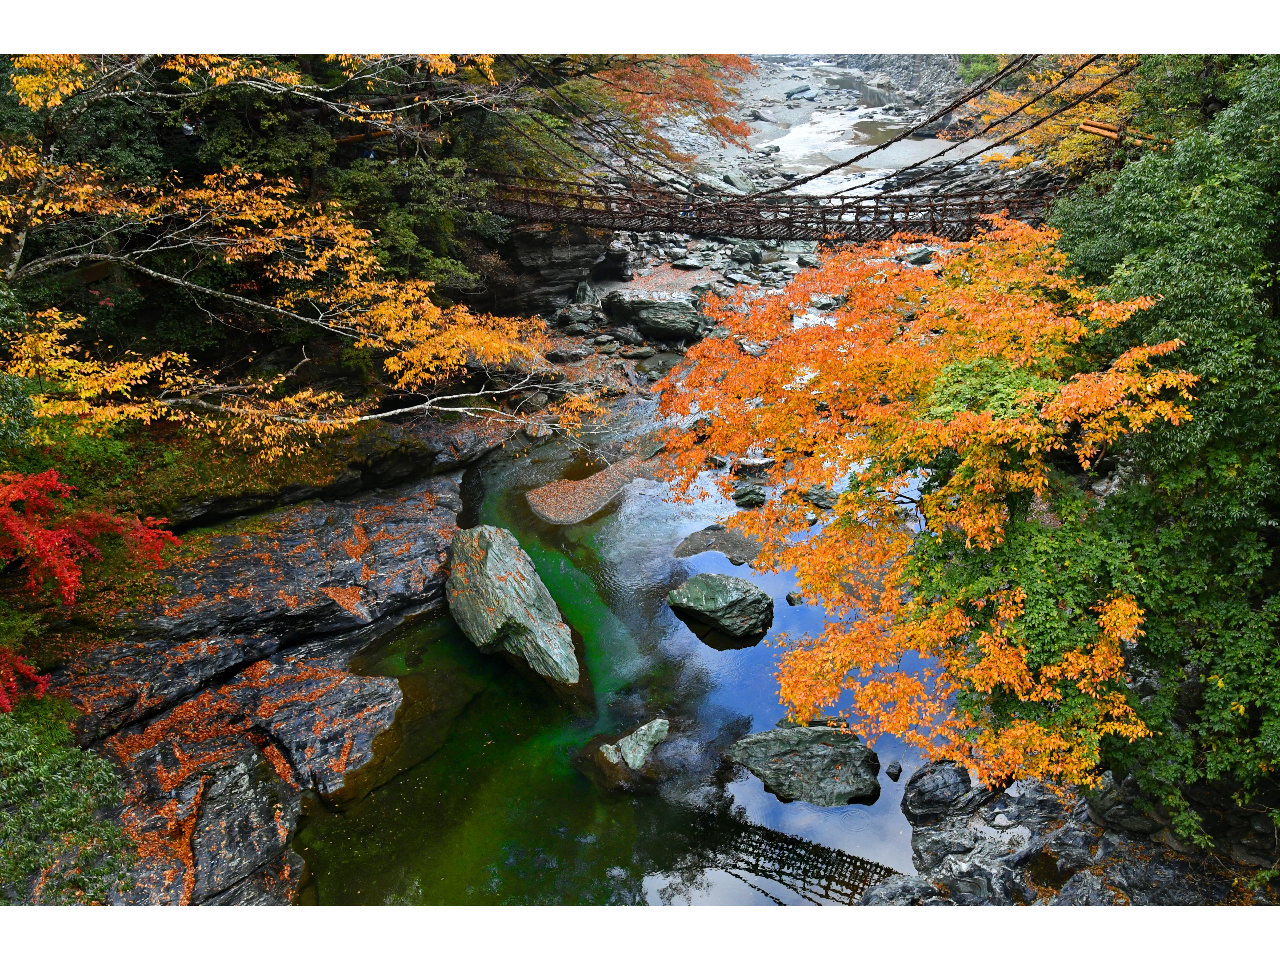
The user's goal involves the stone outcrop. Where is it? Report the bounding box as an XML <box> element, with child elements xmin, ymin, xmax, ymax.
<box><xmin>725</xmin><ymin>725</ymin><xmax>881</xmax><ymax>806</ymax></box>
<box><xmin>169</xmin><ymin>415</ymin><xmax>508</xmax><ymax>530</ymax></box>
<box><xmin>49</xmin><ymin>473</ymin><xmax>468</xmax><ymax>905</ymax></box>
<box><xmin>445</xmin><ymin>525</ymin><xmax>581</xmax><ymax>686</ymax></box>
<box><xmin>857</xmin><ymin>762</ymin><xmax>1275</xmax><ymax>906</ymax></box>
<box><xmin>667</xmin><ymin>573</ymin><xmax>774</xmax><ymax>647</ymax></box>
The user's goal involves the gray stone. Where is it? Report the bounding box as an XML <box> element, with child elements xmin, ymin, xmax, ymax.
<box><xmin>446</xmin><ymin>525</ymin><xmax>580</xmax><ymax>685</ymax></box>
<box><xmin>726</xmin><ymin>726</ymin><xmax>881</xmax><ymax>806</ymax></box>
<box><xmin>671</xmin><ymin>258</ymin><xmax>704</xmax><ymax>270</ymax></box>
<box><xmin>722</xmin><ymin>171</ymin><xmax>754</xmax><ymax>193</ymax></box>
<box><xmin>732</xmin><ymin>482</ymin><xmax>766</xmax><ymax>509</ymax></box>
<box><xmin>733</xmin><ymin>457</ymin><xmax>775</xmax><ymax>477</ymax></box>
<box><xmin>858</xmin><ymin>875</ymin><xmax>952</xmax><ymax>905</ymax></box>
<box><xmin>1085</xmin><ymin>770</ymin><xmax>1164</xmax><ymax>834</ymax></box>
<box><xmin>784</xmin><ymin>84</ymin><xmax>811</xmax><ymax>98</ymax></box>
<box><xmin>798</xmin><ymin>485</ymin><xmax>839</xmax><ymax>509</ymax></box>
<box><xmin>619</xmin><ymin>346</ymin><xmax>655</xmax><ymax>360</ymax></box>
<box><xmin>668</xmin><ymin>573</ymin><xmax>774</xmax><ymax>640</ymax></box>
<box><xmin>902</xmin><ymin>761</ymin><xmax>991</xmax><ymax>826</ymax></box>
<box><xmin>785</xmin><ymin>592</ymin><xmax>803</xmax><ymax>606</ymax></box>
<box><xmin>886</xmin><ymin>760</ymin><xmax>903</xmax><ymax>782</ymax></box>
<box><xmin>611</xmin><ymin>718</ymin><xmax>670</xmax><ymax>770</ymax></box>
<box><xmin>546</xmin><ymin>345</ymin><xmax>590</xmax><ymax>364</ymax></box>
<box><xmin>602</xmin><ymin>290</ymin><xmax>709</xmax><ymax>341</ymax></box>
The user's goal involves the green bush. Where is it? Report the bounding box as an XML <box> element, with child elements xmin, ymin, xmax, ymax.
<box><xmin>0</xmin><ymin>696</ymin><xmax>134</xmax><ymax>904</ymax></box>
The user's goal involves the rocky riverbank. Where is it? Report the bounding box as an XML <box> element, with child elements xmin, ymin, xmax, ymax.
<box><xmin>859</xmin><ymin>762</ymin><xmax>1276</xmax><ymax>905</ymax></box>
<box><xmin>46</xmin><ymin>435</ymin><xmax>504</xmax><ymax>904</ymax></box>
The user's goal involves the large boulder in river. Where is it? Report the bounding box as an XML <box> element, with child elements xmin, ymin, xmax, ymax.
<box><xmin>602</xmin><ymin>290</ymin><xmax>710</xmax><ymax>341</ymax></box>
<box><xmin>446</xmin><ymin>525</ymin><xmax>580</xmax><ymax>685</ymax></box>
<box><xmin>668</xmin><ymin>573</ymin><xmax>773</xmax><ymax>646</ymax></box>
<box><xmin>726</xmin><ymin>725</ymin><xmax>881</xmax><ymax>806</ymax></box>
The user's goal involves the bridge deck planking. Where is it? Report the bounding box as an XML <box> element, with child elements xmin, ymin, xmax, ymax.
<box><xmin>486</xmin><ymin>178</ymin><xmax>1055</xmax><ymax>242</ymax></box>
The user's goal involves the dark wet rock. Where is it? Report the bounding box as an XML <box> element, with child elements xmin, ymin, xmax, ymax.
<box><xmin>1050</xmin><ymin>871</ymin><xmax>1124</xmax><ymax>905</ymax></box>
<box><xmin>169</xmin><ymin>416</ymin><xmax>504</xmax><ymax>530</ymax></box>
<box><xmin>673</xmin><ymin>524</ymin><xmax>760</xmax><ymax>566</ymax></box>
<box><xmin>46</xmin><ymin>457</ymin><xmax>480</xmax><ymax>906</ymax></box>
<box><xmin>446</xmin><ymin>525</ymin><xmax>580</xmax><ymax>686</ymax></box>
<box><xmin>501</xmin><ymin>225</ymin><xmax>612</xmax><ymax>313</ymax></box>
<box><xmin>798</xmin><ymin>485</ymin><xmax>839</xmax><ymax>510</ymax></box>
<box><xmin>901</xmin><ymin>761</ymin><xmax>991</xmax><ymax>827</ymax></box>
<box><xmin>732</xmin><ymin>481</ymin><xmax>766</xmax><ymax>509</ymax></box>
<box><xmin>785</xmin><ymin>592</ymin><xmax>803</xmax><ymax>606</ymax></box>
<box><xmin>105</xmin><ymin>635</ymin><xmax>404</xmax><ymax>905</ymax></box>
<box><xmin>725</xmin><ymin>726</ymin><xmax>881</xmax><ymax>806</ymax></box>
<box><xmin>552</xmin><ymin>303</ymin><xmax>601</xmax><ymax>327</ymax></box>
<box><xmin>609</xmin><ymin>325</ymin><xmax>645</xmax><ymax>346</ymax></box>
<box><xmin>602</xmin><ymin>290</ymin><xmax>710</xmax><ymax>341</ymax></box>
<box><xmin>1085</xmin><ymin>770</ymin><xmax>1164</xmax><ymax>834</ymax></box>
<box><xmin>546</xmin><ymin>345</ymin><xmax>591</xmax><ymax>363</ymax></box>
<box><xmin>668</xmin><ymin>573</ymin><xmax>773</xmax><ymax>642</ymax></box>
<box><xmin>886</xmin><ymin>760</ymin><xmax>903</xmax><ymax>782</ymax></box>
<box><xmin>857</xmin><ymin>874</ymin><xmax>951</xmax><ymax>905</ymax></box>
<box><xmin>57</xmin><ymin>473</ymin><xmax>465</xmax><ymax>744</ymax></box>
<box><xmin>873</xmin><ymin>762</ymin><xmax>1270</xmax><ymax>905</ymax></box>
<box><xmin>620</xmin><ymin>346</ymin><xmax>655</xmax><ymax>360</ymax></box>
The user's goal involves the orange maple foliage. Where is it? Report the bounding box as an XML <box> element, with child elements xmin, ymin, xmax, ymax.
<box><xmin>953</xmin><ymin>55</ymin><xmax>1142</xmax><ymax>173</ymax></box>
<box><xmin>658</xmin><ymin>217</ymin><xmax>1196</xmax><ymax>787</ymax></box>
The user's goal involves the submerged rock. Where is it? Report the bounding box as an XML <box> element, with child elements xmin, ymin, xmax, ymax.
<box><xmin>673</xmin><ymin>524</ymin><xmax>760</xmax><ymax>566</ymax></box>
<box><xmin>446</xmin><ymin>525</ymin><xmax>580</xmax><ymax>686</ymax></box>
<box><xmin>667</xmin><ymin>573</ymin><xmax>774</xmax><ymax>643</ymax></box>
<box><xmin>605</xmin><ymin>718</ymin><xmax>670</xmax><ymax>770</ymax></box>
<box><xmin>725</xmin><ymin>725</ymin><xmax>881</xmax><ymax>806</ymax></box>
<box><xmin>575</xmin><ymin>718</ymin><xmax>672</xmax><ymax>794</ymax></box>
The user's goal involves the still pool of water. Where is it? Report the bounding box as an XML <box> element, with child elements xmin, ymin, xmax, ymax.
<box><xmin>295</xmin><ymin>420</ymin><xmax>924</xmax><ymax>905</ymax></box>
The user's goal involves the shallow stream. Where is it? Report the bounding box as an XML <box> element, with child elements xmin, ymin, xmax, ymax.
<box><xmin>295</xmin><ymin>404</ymin><xmax>923</xmax><ymax>905</ymax></box>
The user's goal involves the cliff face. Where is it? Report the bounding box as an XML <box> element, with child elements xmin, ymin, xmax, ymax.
<box><xmin>43</xmin><ymin>417</ymin><xmax>512</xmax><ymax>905</ymax></box>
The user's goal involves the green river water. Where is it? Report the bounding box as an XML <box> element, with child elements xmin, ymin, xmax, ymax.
<box><xmin>294</xmin><ymin>404</ymin><xmax>923</xmax><ymax>905</ymax></box>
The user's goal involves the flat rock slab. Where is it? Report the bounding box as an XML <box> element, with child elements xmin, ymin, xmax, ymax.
<box><xmin>673</xmin><ymin>524</ymin><xmax>760</xmax><ymax>566</ymax></box>
<box><xmin>726</xmin><ymin>726</ymin><xmax>881</xmax><ymax>806</ymax></box>
<box><xmin>525</xmin><ymin>456</ymin><xmax>655</xmax><ymax>525</ymax></box>
<box><xmin>49</xmin><ymin>472</ymin><xmax>466</xmax><ymax>905</ymax></box>
<box><xmin>57</xmin><ymin>473</ymin><xmax>463</xmax><ymax>743</ymax></box>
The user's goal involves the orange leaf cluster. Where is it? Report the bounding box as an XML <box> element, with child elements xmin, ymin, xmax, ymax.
<box><xmin>658</xmin><ymin>217</ymin><xmax>1195</xmax><ymax>787</ymax></box>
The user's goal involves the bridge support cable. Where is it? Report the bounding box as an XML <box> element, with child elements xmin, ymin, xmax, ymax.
<box><xmin>825</xmin><ymin>54</ymin><xmax>1107</xmax><ymax>199</ymax></box>
<box><xmin>869</xmin><ymin>58</ymin><xmax>1142</xmax><ymax>200</ymax></box>
<box><xmin>734</xmin><ymin>54</ymin><xmax>1039</xmax><ymax>203</ymax></box>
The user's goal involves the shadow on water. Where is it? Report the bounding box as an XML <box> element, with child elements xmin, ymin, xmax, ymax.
<box><xmin>294</xmin><ymin>423</ymin><xmax>921</xmax><ymax>905</ymax></box>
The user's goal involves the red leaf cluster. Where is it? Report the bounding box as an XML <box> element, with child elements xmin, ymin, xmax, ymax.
<box><xmin>1</xmin><ymin>470</ymin><xmax>179</xmax><ymax>606</ymax></box>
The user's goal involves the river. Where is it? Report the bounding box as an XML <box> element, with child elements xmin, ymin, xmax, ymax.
<box><xmin>294</xmin><ymin>398</ymin><xmax>924</xmax><ymax>905</ymax></box>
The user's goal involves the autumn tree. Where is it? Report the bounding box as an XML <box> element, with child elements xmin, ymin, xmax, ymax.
<box><xmin>659</xmin><ymin>217</ymin><xmax>1195</xmax><ymax>789</ymax></box>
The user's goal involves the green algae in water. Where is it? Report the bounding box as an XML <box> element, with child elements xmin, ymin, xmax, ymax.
<box><xmin>294</xmin><ymin>428</ymin><xmax>913</xmax><ymax>904</ymax></box>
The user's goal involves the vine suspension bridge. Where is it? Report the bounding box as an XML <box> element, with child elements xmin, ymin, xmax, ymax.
<box><xmin>484</xmin><ymin>176</ymin><xmax>1060</xmax><ymax>242</ymax></box>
